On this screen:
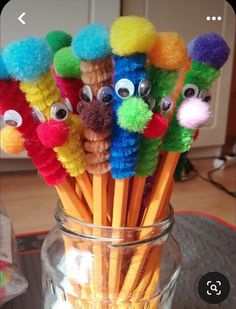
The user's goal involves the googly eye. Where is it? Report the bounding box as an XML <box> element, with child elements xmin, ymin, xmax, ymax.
<box><xmin>138</xmin><ymin>78</ymin><xmax>151</xmax><ymax>98</ymax></box>
<box><xmin>115</xmin><ymin>78</ymin><xmax>134</xmax><ymax>99</ymax></box>
<box><xmin>147</xmin><ymin>97</ymin><xmax>155</xmax><ymax>111</ymax></box>
<box><xmin>51</xmin><ymin>103</ymin><xmax>68</xmax><ymax>121</ymax></box>
<box><xmin>3</xmin><ymin>110</ymin><xmax>22</xmax><ymax>127</ymax></box>
<box><xmin>32</xmin><ymin>107</ymin><xmax>45</xmax><ymax>123</ymax></box>
<box><xmin>79</xmin><ymin>85</ymin><xmax>93</xmax><ymax>103</ymax></box>
<box><xmin>182</xmin><ymin>84</ymin><xmax>199</xmax><ymax>99</ymax></box>
<box><xmin>65</xmin><ymin>98</ymin><xmax>73</xmax><ymax>112</ymax></box>
<box><xmin>199</xmin><ymin>89</ymin><xmax>212</xmax><ymax>103</ymax></box>
<box><xmin>160</xmin><ymin>96</ymin><xmax>173</xmax><ymax>112</ymax></box>
<box><xmin>97</xmin><ymin>86</ymin><xmax>113</xmax><ymax>104</ymax></box>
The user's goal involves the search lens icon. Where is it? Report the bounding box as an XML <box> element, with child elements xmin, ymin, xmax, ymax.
<box><xmin>210</xmin><ymin>284</ymin><xmax>218</xmax><ymax>292</ymax></box>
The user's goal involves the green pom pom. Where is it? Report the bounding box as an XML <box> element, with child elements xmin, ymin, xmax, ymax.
<box><xmin>136</xmin><ymin>137</ymin><xmax>161</xmax><ymax>176</ymax></box>
<box><xmin>148</xmin><ymin>66</ymin><xmax>178</xmax><ymax>112</ymax></box>
<box><xmin>45</xmin><ymin>31</ymin><xmax>72</xmax><ymax>57</ymax></box>
<box><xmin>118</xmin><ymin>97</ymin><xmax>152</xmax><ymax>133</ymax></box>
<box><xmin>53</xmin><ymin>47</ymin><xmax>81</xmax><ymax>78</ymax></box>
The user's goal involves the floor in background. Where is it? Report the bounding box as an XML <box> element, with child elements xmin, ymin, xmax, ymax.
<box><xmin>0</xmin><ymin>158</ymin><xmax>235</xmax><ymax>234</ymax></box>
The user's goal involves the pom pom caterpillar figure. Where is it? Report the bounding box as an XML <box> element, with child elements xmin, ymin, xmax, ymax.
<box><xmin>127</xmin><ymin>32</ymin><xmax>187</xmax><ymax>227</ymax></box>
<box><xmin>72</xmin><ymin>23</ymin><xmax>113</xmax><ymax>175</ymax></box>
<box><xmin>0</xmin><ymin>51</ymin><xmax>67</xmax><ymax>186</ymax></box>
<box><xmin>136</xmin><ymin>32</ymin><xmax>187</xmax><ymax>177</ymax></box>
<box><xmin>162</xmin><ymin>33</ymin><xmax>230</xmax><ymax>152</ymax></box>
<box><xmin>3</xmin><ymin>37</ymin><xmax>93</xmax><ymax>214</ymax></box>
<box><xmin>109</xmin><ymin>16</ymin><xmax>165</xmax><ymax>179</ymax></box>
<box><xmin>45</xmin><ymin>31</ymin><xmax>84</xmax><ymax>113</ymax></box>
<box><xmin>3</xmin><ymin>37</ymin><xmax>85</xmax><ymax>177</ymax></box>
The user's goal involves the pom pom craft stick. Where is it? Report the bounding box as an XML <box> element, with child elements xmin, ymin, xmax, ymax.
<box><xmin>127</xmin><ymin>32</ymin><xmax>187</xmax><ymax>227</ymax></box>
<box><xmin>73</xmin><ymin>23</ymin><xmax>114</xmax><ymax>304</ymax></box>
<box><xmin>109</xmin><ymin>16</ymin><xmax>157</xmax><ymax>180</ymax></box>
<box><xmin>73</xmin><ymin>23</ymin><xmax>113</xmax><ymax>225</ymax></box>
<box><xmin>108</xmin><ymin>16</ymin><xmax>157</xmax><ymax>299</ymax></box>
<box><xmin>119</xmin><ymin>33</ymin><xmax>230</xmax><ymax>302</ymax></box>
<box><xmin>3</xmin><ymin>36</ymin><xmax>93</xmax><ymax>214</ymax></box>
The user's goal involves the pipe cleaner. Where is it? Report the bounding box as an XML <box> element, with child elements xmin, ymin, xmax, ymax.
<box><xmin>162</xmin><ymin>33</ymin><xmax>230</xmax><ymax>152</ymax></box>
<box><xmin>3</xmin><ymin>37</ymin><xmax>86</xmax><ymax>177</ymax></box>
<box><xmin>72</xmin><ymin>23</ymin><xmax>113</xmax><ymax>175</ymax></box>
<box><xmin>0</xmin><ymin>76</ymin><xmax>67</xmax><ymax>185</ymax></box>
<box><xmin>136</xmin><ymin>32</ymin><xmax>187</xmax><ymax>176</ymax></box>
<box><xmin>109</xmin><ymin>16</ymin><xmax>158</xmax><ymax>179</ymax></box>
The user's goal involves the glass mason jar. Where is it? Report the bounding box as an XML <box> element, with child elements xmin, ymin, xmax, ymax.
<box><xmin>41</xmin><ymin>204</ymin><xmax>181</xmax><ymax>309</ymax></box>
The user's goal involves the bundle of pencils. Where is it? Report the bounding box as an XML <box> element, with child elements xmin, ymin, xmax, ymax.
<box><xmin>0</xmin><ymin>16</ymin><xmax>230</xmax><ymax>308</ymax></box>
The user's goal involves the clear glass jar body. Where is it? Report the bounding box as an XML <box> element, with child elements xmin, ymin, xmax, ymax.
<box><xmin>41</xmin><ymin>206</ymin><xmax>181</xmax><ymax>309</ymax></box>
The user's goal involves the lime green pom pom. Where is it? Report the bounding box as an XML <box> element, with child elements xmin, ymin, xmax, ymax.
<box><xmin>118</xmin><ymin>97</ymin><xmax>152</xmax><ymax>133</ymax></box>
<box><xmin>45</xmin><ymin>31</ymin><xmax>72</xmax><ymax>57</ymax></box>
<box><xmin>53</xmin><ymin>47</ymin><xmax>81</xmax><ymax>78</ymax></box>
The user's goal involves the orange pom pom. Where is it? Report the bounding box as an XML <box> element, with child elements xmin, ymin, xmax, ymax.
<box><xmin>148</xmin><ymin>32</ymin><xmax>187</xmax><ymax>70</ymax></box>
<box><xmin>0</xmin><ymin>127</ymin><xmax>25</xmax><ymax>154</ymax></box>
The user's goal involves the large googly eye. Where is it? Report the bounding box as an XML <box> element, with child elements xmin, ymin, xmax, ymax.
<box><xmin>199</xmin><ymin>89</ymin><xmax>212</xmax><ymax>103</ymax></box>
<box><xmin>138</xmin><ymin>78</ymin><xmax>151</xmax><ymax>98</ymax></box>
<box><xmin>97</xmin><ymin>86</ymin><xmax>113</xmax><ymax>104</ymax></box>
<box><xmin>160</xmin><ymin>96</ymin><xmax>173</xmax><ymax>112</ymax></box>
<box><xmin>182</xmin><ymin>84</ymin><xmax>199</xmax><ymax>99</ymax></box>
<box><xmin>32</xmin><ymin>107</ymin><xmax>45</xmax><ymax>123</ymax></box>
<box><xmin>3</xmin><ymin>110</ymin><xmax>22</xmax><ymax>127</ymax></box>
<box><xmin>64</xmin><ymin>98</ymin><xmax>73</xmax><ymax>112</ymax></box>
<box><xmin>51</xmin><ymin>103</ymin><xmax>68</xmax><ymax>121</ymax></box>
<box><xmin>79</xmin><ymin>85</ymin><xmax>93</xmax><ymax>103</ymax></box>
<box><xmin>115</xmin><ymin>78</ymin><xmax>134</xmax><ymax>99</ymax></box>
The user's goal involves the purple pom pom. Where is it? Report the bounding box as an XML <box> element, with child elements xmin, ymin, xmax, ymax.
<box><xmin>177</xmin><ymin>98</ymin><xmax>211</xmax><ymax>129</ymax></box>
<box><xmin>188</xmin><ymin>33</ymin><xmax>230</xmax><ymax>69</ymax></box>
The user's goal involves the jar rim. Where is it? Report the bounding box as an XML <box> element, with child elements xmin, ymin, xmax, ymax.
<box><xmin>55</xmin><ymin>201</ymin><xmax>174</xmax><ymax>232</ymax></box>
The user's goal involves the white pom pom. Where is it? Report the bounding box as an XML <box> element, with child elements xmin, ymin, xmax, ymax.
<box><xmin>177</xmin><ymin>98</ymin><xmax>211</xmax><ymax>129</ymax></box>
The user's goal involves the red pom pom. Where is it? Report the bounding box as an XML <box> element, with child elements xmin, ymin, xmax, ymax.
<box><xmin>143</xmin><ymin>113</ymin><xmax>168</xmax><ymax>139</ymax></box>
<box><xmin>37</xmin><ymin>120</ymin><xmax>69</xmax><ymax>148</ymax></box>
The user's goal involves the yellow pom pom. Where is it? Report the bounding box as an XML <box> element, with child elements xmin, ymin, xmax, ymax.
<box><xmin>110</xmin><ymin>16</ymin><xmax>157</xmax><ymax>56</ymax></box>
<box><xmin>0</xmin><ymin>127</ymin><xmax>25</xmax><ymax>154</ymax></box>
<box><xmin>148</xmin><ymin>32</ymin><xmax>187</xmax><ymax>70</ymax></box>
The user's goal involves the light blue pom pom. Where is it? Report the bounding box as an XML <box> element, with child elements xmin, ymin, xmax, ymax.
<box><xmin>0</xmin><ymin>50</ymin><xmax>9</xmax><ymax>79</ymax></box>
<box><xmin>72</xmin><ymin>23</ymin><xmax>111</xmax><ymax>61</ymax></box>
<box><xmin>3</xmin><ymin>36</ymin><xmax>52</xmax><ymax>82</ymax></box>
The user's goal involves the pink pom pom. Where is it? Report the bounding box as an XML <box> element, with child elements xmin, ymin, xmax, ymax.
<box><xmin>143</xmin><ymin>113</ymin><xmax>168</xmax><ymax>139</ymax></box>
<box><xmin>177</xmin><ymin>98</ymin><xmax>211</xmax><ymax>129</ymax></box>
<box><xmin>37</xmin><ymin>120</ymin><xmax>69</xmax><ymax>148</ymax></box>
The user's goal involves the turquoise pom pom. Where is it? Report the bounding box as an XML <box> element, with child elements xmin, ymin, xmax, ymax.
<box><xmin>3</xmin><ymin>36</ymin><xmax>52</xmax><ymax>82</ymax></box>
<box><xmin>72</xmin><ymin>23</ymin><xmax>111</xmax><ymax>61</ymax></box>
<box><xmin>0</xmin><ymin>50</ymin><xmax>9</xmax><ymax>79</ymax></box>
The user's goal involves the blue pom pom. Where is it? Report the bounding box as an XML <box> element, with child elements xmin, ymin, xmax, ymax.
<box><xmin>3</xmin><ymin>36</ymin><xmax>52</xmax><ymax>82</ymax></box>
<box><xmin>188</xmin><ymin>33</ymin><xmax>230</xmax><ymax>69</ymax></box>
<box><xmin>0</xmin><ymin>50</ymin><xmax>9</xmax><ymax>79</ymax></box>
<box><xmin>72</xmin><ymin>23</ymin><xmax>111</xmax><ymax>61</ymax></box>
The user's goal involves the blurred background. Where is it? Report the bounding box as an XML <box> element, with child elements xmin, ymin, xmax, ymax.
<box><xmin>0</xmin><ymin>0</ymin><xmax>235</xmax><ymax>233</ymax></box>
